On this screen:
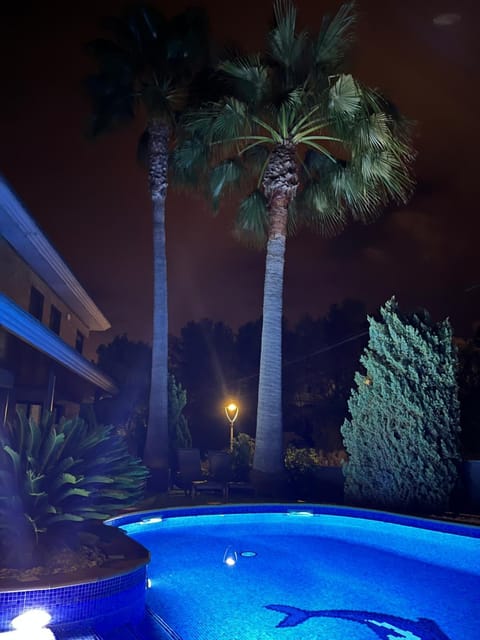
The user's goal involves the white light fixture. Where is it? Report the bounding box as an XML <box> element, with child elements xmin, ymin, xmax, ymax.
<box><xmin>141</xmin><ymin>516</ymin><xmax>163</xmax><ymax>525</ymax></box>
<box><xmin>11</xmin><ymin>610</ymin><xmax>51</xmax><ymax>632</ymax></box>
<box><xmin>223</xmin><ymin>546</ymin><xmax>238</xmax><ymax>567</ymax></box>
<box><xmin>1</xmin><ymin>632</ymin><xmax>55</xmax><ymax>640</ymax></box>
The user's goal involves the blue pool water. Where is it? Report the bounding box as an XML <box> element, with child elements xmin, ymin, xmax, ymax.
<box><xmin>115</xmin><ymin>505</ymin><xmax>480</xmax><ymax>640</ymax></box>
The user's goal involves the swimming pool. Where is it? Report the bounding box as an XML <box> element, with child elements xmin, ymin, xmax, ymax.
<box><xmin>113</xmin><ymin>505</ymin><xmax>480</xmax><ymax>640</ymax></box>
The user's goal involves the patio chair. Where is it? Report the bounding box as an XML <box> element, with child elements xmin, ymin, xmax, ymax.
<box><xmin>175</xmin><ymin>448</ymin><xmax>205</xmax><ymax>496</ymax></box>
<box><xmin>226</xmin><ymin>477</ymin><xmax>256</xmax><ymax>501</ymax></box>
<box><xmin>192</xmin><ymin>450</ymin><xmax>233</xmax><ymax>499</ymax></box>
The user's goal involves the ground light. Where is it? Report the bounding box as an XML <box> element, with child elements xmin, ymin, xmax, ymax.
<box><xmin>3</xmin><ymin>609</ymin><xmax>56</xmax><ymax>640</ymax></box>
<box><xmin>223</xmin><ymin>546</ymin><xmax>238</xmax><ymax>566</ymax></box>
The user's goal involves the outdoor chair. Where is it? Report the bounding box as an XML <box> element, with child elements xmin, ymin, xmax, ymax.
<box><xmin>226</xmin><ymin>478</ymin><xmax>256</xmax><ymax>500</ymax></box>
<box><xmin>175</xmin><ymin>448</ymin><xmax>205</xmax><ymax>496</ymax></box>
<box><xmin>192</xmin><ymin>450</ymin><xmax>232</xmax><ymax>499</ymax></box>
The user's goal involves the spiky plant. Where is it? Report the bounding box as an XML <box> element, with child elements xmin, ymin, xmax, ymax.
<box><xmin>0</xmin><ymin>412</ymin><xmax>149</xmax><ymax>566</ymax></box>
<box><xmin>176</xmin><ymin>1</ymin><xmax>415</xmax><ymax>483</ymax></box>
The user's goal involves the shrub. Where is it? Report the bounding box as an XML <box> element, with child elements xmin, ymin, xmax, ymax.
<box><xmin>341</xmin><ymin>297</ymin><xmax>461</xmax><ymax>513</ymax></box>
<box><xmin>284</xmin><ymin>447</ymin><xmax>321</xmax><ymax>499</ymax></box>
<box><xmin>231</xmin><ymin>433</ymin><xmax>255</xmax><ymax>480</ymax></box>
<box><xmin>168</xmin><ymin>374</ymin><xmax>192</xmax><ymax>453</ymax></box>
<box><xmin>0</xmin><ymin>412</ymin><xmax>149</xmax><ymax>567</ymax></box>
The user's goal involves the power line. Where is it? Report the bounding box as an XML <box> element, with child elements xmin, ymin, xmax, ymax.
<box><xmin>235</xmin><ymin>330</ymin><xmax>368</xmax><ymax>385</ymax></box>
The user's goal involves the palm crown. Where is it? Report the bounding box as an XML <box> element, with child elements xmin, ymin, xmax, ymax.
<box><xmin>86</xmin><ymin>5</ymin><xmax>209</xmax><ymax>136</ymax></box>
<box><xmin>176</xmin><ymin>1</ymin><xmax>414</xmax><ymax>244</ymax></box>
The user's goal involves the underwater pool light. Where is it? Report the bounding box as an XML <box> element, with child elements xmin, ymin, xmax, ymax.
<box><xmin>223</xmin><ymin>546</ymin><xmax>238</xmax><ymax>566</ymax></box>
<box><xmin>141</xmin><ymin>516</ymin><xmax>163</xmax><ymax>524</ymax></box>
<box><xmin>11</xmin><ymin>609</ymin><xmax>51</xmax><ymax>632</ymax></box>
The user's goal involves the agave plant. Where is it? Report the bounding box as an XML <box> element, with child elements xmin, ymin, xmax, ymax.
<box><xmin>0</xmin><ymin>412</ymin><xmax>149</xmax><ymax>566</ymax></box>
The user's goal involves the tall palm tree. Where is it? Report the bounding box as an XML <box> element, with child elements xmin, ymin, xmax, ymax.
<box><xmin>87</xmin><ymin>5</ymin><xmax>209</xmax><ymax>488</ymax></box>
<box><xmin>176</xmin><ymin>1</ymin><xmax>415</xmax><ymax>485</ymax></box>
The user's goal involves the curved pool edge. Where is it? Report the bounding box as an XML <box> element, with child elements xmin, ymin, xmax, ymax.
<box><xmin>107</xmin><ymin>503</ymin><xmax>480</xmax><ymax>539</ymax></box>
<box><xmin>0</xmin><ymin>533</ymin><xmax>150</xmax><ymax>633</ymax></box>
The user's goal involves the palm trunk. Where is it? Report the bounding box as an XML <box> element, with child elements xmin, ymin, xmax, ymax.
<box><xmin>143</xmin><ymin>119</ymin><xmax>170</xmax><ymax>490</ymax></box>
<box><xmin>253</xmin><ymin>142</ymin><xmax>298</xmax><ymax>485</ymax></box>
<box><xmin>253</xmin><ymin>221</ymin><xmax>287</xmax><ymax>474</ymax></box>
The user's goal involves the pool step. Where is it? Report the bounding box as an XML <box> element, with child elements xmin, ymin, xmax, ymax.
<box><xmin>53</xmin><ymin>607</ymin><xmax>182</xmax><ymax>640</ymax></box>
<box><xmin>138</xmin><ymin>607</ymin><xmax>184</xmax><ymax>640</ymax></box>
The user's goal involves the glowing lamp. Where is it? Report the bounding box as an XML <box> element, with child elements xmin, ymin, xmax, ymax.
<box><xmin>11</xmin><ymin>609</ymin><xmax>52</xmax><ymax>632</ymax></box>
<box><xmin>224</xmin><ymin>402</ymin><xmax>239</xmax><ymax>451</ymax></box>
<box><xmin>223</xmin><ymin>546</ymin><xmax>238</xmax><ymax>567</ymax></box>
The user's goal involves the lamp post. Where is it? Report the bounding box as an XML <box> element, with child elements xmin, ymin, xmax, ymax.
<box><xmin>224</xmin><ymin>402</ymin><xmax>239</xmax><ymax>451</ymax></box>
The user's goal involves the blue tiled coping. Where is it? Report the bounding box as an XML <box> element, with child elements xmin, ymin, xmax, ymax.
<box><xmin>0</xmin><ymin>565</ymin><xmax>147</xmax><ymax>633</ymax></box>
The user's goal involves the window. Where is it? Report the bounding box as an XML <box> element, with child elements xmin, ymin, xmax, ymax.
<box><xmin>75</xmin><ymin>330</ymin><xmax>84</xmax><ymax>354</ymax></box>
<box><xmin>29</xmin><ymin>404</ymin><xmax>42</xmax><ymax>424</ymax></box>
<box><xmin>49</xmin><ymin>305</ymin><xmax>61</xmax><ymax>335</ymax></box>
<box><xmin>29</xmin><ymin>286</ymin><xmax>44</xmax><ymax>321</ymax></box>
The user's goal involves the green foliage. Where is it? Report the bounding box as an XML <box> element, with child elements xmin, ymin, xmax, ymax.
<box><xmin>168</xmin><ymin>373</ymin><xmax>192</xmax><ymax>459</ymax></box>
<box><xmin>285</xmin><ymin>445</ymin><xmax>323</xmax><ymax>474</ymax></box>
<box><xmin>0</xmin><ymin>412</ymin><xmax>149</xmax><ymax>566</ymax></box>
<box><xmin>231</xmin><ymin>433</ymin><xmax>255</xmax><ymax>480</ymax></box>
<box><xmin>284</xmin><ymin>446</ymin><xmax>346</xmax><ymax>500</ymax></box>
<box><xmin>457</xmin><ymin>329</ymin><xmax>480</xmax><ymax>458</ymax></box>
<box><xmin>86</xmin><ymin>5</ymin><xmax>210</xmax><ymax>136</ymax></box>
<box><xmin>341</xmin><ymin>297</ymin><xmax>461</xmax><ymax>514</ymax></box>
<box><xmin>177</xmin><ymin>1</ymin><xmax>415</xmax><ymax>246</ymax></box>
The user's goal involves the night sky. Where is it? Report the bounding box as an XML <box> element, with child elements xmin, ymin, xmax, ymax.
<box><xmin>1</xmin><ymin>0</ymin><xmax>478</xmax><ymax>352</ymax></box>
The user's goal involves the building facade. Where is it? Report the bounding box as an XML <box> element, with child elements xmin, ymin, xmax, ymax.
<box><xmin>0</xmin><ymin>177</ymin><xmax>116</xmax><ymax>425</ymax></box>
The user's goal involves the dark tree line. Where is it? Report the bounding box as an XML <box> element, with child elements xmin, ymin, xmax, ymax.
<box><xmin>94</xmin><ymin>303</ymin><xmax>480</xmax><ymax>460</ymax></box>
<box><xmin>95</xmin><ymin>299</ymin><xmax>369</xmax><ymax>453</ymax></box>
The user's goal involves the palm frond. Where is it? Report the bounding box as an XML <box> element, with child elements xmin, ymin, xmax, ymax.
<box><xmin>86</xmin><ymin>5</ymin><xmax>210</xmax><ymax>139</ymax></box>
<box><xmin>177</xmin><ymin>0</ymin><xmax>415</xmax><ymax>243</ymax></box>
<box><xmin>298</xmin><ymin>180</ymin><xmax>347</xmax><ymax>236</ymax></box>
<box><xmin>251</xmin><ymin>115</ymin><xmax>282</xmax><ymax>143</ymax></box>
<box><xmin>210</xmin><ymin>159</ymin><xmax>243</xmax><ymax>210</ymax></box>
<box><xmin>235</xmin><ymin>190</ymin><xmax>269</xmax><ymax>247</ymax></box>
<box><xmin>211</xmin><ymin>97</ymin><xmax>252</xmax><ymax>144</ymax></box>
<box><xmin>313</xmin><ymin>2</ymin><xmax>356</xmax><ymax>70</ymax></box>
<box><xmin>219</xmin><ymin>57</ymin><xmax>270</xmax><ymax>106</ymax></box>
<box><xmin>331</xmin><ymin>166</ymin><xmax>384</xmax><ymax>221</ymax></box>
<box><xmin>328</xmin><ymin>73</ymin><xmax>362</xmax><ymax>119</ymax></box>
<box><xmin>269</xmin><ymin>0</ymin><xmax>309</xmax><ymax>79</ymax></box>
<box><xmin>290</xmin><ymin>104</ymin><xmax>326</xmax><ymax>137</ymax></box>
<box><xmin>172</xmin><ymin>134</ymin><xmax>210</xmax><ymax>186</ymax></box>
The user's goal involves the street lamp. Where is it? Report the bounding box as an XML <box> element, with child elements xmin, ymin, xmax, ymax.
<box><xmin>224</xmin><ymin>402</ymin><xmax>239</xmax><ymax>451</ymax></box>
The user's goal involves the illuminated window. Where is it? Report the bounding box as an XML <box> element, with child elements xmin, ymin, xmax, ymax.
<box><xmin>75</xmin><ymin>330</ymin><xmax>84</xmax><ymax>354</ymax></box>
<box><xmin>29</xmin><ymin>286</ymin><xmax>44</xmax><ymax>321</ymax></box>
<box><xmin>29</xmin><ymin>403</ymin><xmax>42</xmax><ymax>423</ymax></box>
<box><xmin>49</xmin><ymin>305</ymin><xmax>61</xmax><ymax>335</ymax></box>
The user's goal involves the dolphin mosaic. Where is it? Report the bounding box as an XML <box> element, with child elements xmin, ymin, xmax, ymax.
<box><xmin>266</xmin><ymin>605</ymin><xmax>452</xmax><ymax>640</ymax></box>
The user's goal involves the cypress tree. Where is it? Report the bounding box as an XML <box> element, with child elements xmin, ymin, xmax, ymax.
<box><xmin>341</xmin><ymin>297</ymin><xmax>461</xmax><ymax>513</ymax></box>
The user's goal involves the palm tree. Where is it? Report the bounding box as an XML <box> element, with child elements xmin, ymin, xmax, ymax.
<box><xmin>176</xmin><ymin>1</ymin><xmax>414</xmax><ymax>486</ymax></box>
<box><xmin>86</xmin><ymin>5</ymin><xmax>209</xmax><ymax>488</ymax></box>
